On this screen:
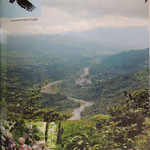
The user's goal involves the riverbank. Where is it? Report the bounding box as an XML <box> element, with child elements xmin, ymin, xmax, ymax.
<box><xmin>68</xmin><ymin>97</ymin><xmax>93</xmax><ymax>120</ymax></box>
<box><xmin>41</xmin><ymin>81</ymin><xmax>62</xmax><ymax>94</ymax></box>
<box><xmin>75</xmin><ymin>67</ymin><xmax>92</xmax><ymax>86</ymax></box>
<box><xmin>41</xmin><ymin>80</ymin><xmax>93</xmax><ymax>120</ymax></box>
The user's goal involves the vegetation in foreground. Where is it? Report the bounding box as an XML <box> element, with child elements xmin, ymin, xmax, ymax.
<box><xmin>57</xmin><ymin>89</ymin><xmax>150</xmax><ymax>150</ymax></box>
<box><xmin>0</xmin><ymin>44</ymin><xmax>149</xmax><ymax>149</ymax></box>
<box><xmin>1</xmin><ymin>89</ymin><xmax>149</xmax><ymax>150</ymax></box>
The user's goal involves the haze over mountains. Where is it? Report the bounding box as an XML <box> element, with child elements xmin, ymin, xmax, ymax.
<box><xmin>7</xmin><ymin>34</ymin><xmax>123</xmax><ymax>55</ymax></box>
<box><xmin>7</xmin><ymin>26</ymin><xmax>149</xmax><ymax>56</ymax></box>
<box><xmin>66</xmin><ymin>26</ymin><xmax>149</xmax><ymax>50</ymax></box>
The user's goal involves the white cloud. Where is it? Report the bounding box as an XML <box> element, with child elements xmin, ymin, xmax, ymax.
<box><xmin>43</xmin><ymin>0</ymin><xmax>149</xmax><ymax>18</ymax></box>
<box><xmin>1</xmin><ymin>0</ymin><xmax>149</xmax><ymax>34</ymax></box>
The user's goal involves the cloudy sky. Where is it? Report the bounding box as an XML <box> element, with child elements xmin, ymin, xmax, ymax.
<box><xmin>0</xmin><ymin>0</ymin><xmax>149</xmax><ymax>34</ymax></box>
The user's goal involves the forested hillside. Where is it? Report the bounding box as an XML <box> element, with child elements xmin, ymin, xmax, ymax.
<box><xmin>61</xmin><ymin>49</ymin><xmax>149</xmax><ymax>117</ymax></box>
<box><xmin>0</xmin><ymin>40</ymin><xmax>149</xmax><ymax>149</ymax></box>
<box><xmin>81</xmin><ymin>67</ymin><xmax>149</xmax><ymax>117</ymax></box>
<box><xmin>60</xmin><ymin>89</ymin><xmax>150</xmax><ymax>150</ymax></box>
<box><xmin>89</xmin><ymin>48</ymin><xmax>149</xmax><ymax>81</ymax></box>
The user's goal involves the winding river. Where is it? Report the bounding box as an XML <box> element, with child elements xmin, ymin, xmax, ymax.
<box><xmin>41</xmin><ymin>81</ymin><xmax>62</xmax><ymax>94</ymax></box>
<box><xmin>75</xmin><ymin>67</ymin><xmax>92</xmax><ymax>86</ymax></box>
<box><xmin>41</xmin><ymin>69</ymin><xmax>93</xmax><ymax>120</ymax></box>
<box><xmin>68</xmin><ymin>97</ymin><xmax>93</xmax><ymax>120</ymax></box>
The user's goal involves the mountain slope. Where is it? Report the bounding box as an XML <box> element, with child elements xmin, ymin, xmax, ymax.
<box><xmin>60</xmin><ymin>48</ymin><xmax>149</xmax><ymax>117</ymax></box>
<box><xmin>81</xmin><ymin>67</ymin><xmax>149</xmax><ymax>118</ymax></box>
<box><xmin>89</xmin><ymin>48</ymin><xmax>149</xmax><ymax>80</ymax></box>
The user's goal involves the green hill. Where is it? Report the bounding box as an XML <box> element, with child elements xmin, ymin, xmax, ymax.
<box><xmin>60</xmin><ymin>49</ymin><xmax>149</xmax><ymax>118</ymax></box>
<box><xmin>89</xmin><ymin>48</ymin><xmax>149</xmax><ymax>81</ymax></box>
<box><xmin>81</xmin><ymin>67</ymin><xmax>149</xmax><ymax>118</ymax></box>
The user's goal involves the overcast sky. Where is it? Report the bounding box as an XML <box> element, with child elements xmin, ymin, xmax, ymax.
<box><xmin>1</xmin><ymin>0</ymin><xmax>149</xmax><ymax>34</ymax></box>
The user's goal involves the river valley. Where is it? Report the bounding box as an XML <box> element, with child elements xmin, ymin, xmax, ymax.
<box><xmin>41</xmin><ymin>67</ymin><xmax>94</xmax><ymax>120</ymax></box>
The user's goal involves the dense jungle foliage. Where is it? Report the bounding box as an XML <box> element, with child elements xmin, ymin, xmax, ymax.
<box><xmin>58</xmin><ymin>89</ymin><xmax>150</xmax><ymax>150</ymax></box>
<box><xmin>0</xmin><ymin>41</ymin><xmax>149</xmax><ymax>149</ymax></box>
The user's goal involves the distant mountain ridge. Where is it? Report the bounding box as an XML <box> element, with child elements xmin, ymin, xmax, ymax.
<box><xmin>89</xmin><ymin>48</ymin><xmax>149</xmax><ymax>80</ymax></box>
<box><xmin>7</xmin><ymin>34</ymin><xmax>126</xmax><ymax>56</ymax></box>
<box><xmin>66</xmin><ymin>27</ymin><xmax>149</xmax><ymax>49</ymax></box>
